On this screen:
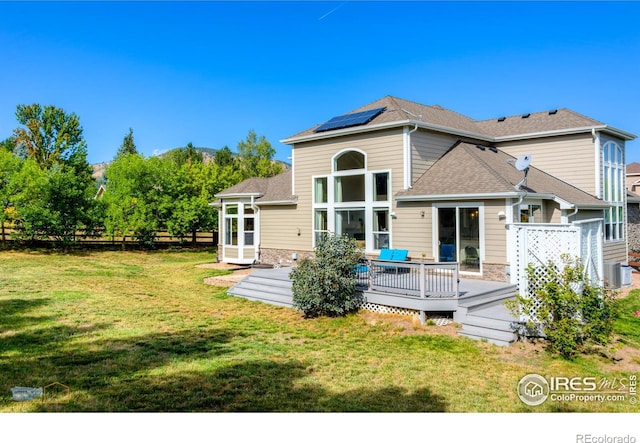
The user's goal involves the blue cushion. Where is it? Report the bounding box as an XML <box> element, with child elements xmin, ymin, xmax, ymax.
<box><xmin>392</xmin><ymin>249</ymin><xmax>408</xmax><ymax>261</ymax></box>
<box><xmin>378</xmin><ymin>249</ymin><xmax>393</xmax><ymax>260</ymax></box>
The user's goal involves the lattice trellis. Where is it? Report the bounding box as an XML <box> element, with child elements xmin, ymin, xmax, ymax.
<box><xmin>508</xmin><ymin>222</ymin><xmax>603</xmax><ymax>325</ymax></box>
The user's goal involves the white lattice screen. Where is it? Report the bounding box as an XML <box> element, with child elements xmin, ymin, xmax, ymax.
<box><xmin>508</xmin><ymin>221</ymin><xmax>603</xmax><ymax>323</ymax></box>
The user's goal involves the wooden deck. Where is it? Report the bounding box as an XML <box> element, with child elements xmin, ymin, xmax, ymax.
<box><xmin>227</xmin><ymin>260</ymin><xmax>519</xmax><ymax>345</ymax></box>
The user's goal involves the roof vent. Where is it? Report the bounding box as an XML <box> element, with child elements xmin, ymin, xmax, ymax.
<box><xmin>522</xmin><ymin>113</ymin><xmax>531</xmax><ymax>119</ymax></box>
<box><xmin>549</xmin><ymin>109</ymin><xmax>558</xmax><ymax>115</ymax></box>
<box><xmin>489</xmin><ymin>146</ymin><xmax>498</xmax><ymax>153</ymax></box>
<box><xmin>475</xmin><ymin>145</ymin><xmax>486</xmax><ymax>151</ymax></box>
<box><xmin>497</xmin><ymin>117</ymin><xmax>506</xmax><ymax>122</ymax></box>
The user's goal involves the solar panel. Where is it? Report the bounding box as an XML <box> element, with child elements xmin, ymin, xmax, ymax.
<box><xmin>314</xmin><ymin>107</ymin><xmax>386</xmax><ymax>133</ymax></box>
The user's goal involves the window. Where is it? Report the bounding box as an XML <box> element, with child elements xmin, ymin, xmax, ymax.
<box><xmin>335</xmin><ymin>151</ymin><xmax>365</xmax><ymax>171</ymax></box>
<box><xmin>603</xmin><ymin>141</ymin><xmax>624</xmax><ymax>241</ymax></box>
<box><xmin>335</xmin><ymin>174</ymin><xmax>365</xmax><ymax>202</ymax></box>
<box><xmin>314</xmin><ymin>177</ymin><xmax>327</xmax><ymax>203</ymax></box>
<box><xmin>518</xmin><ymin>203</ymin><xmax>542</xmax><ymax>223</ymax></box>
<box><xmin>373</xmin><ymin>208</ymin><xmax>389</xmax><ymax>249</ymax></box>
<box><xmin>224</xmin><ymin>204</ymin><xmax>238</xmax><ymax>246</ymax></box>
<box><xmin>224</xmin><ymin>203</ymin><xmax>254</xmax><ymax>247</ymax></box>
<box><xmin>314</xmin><ymin>209</ymin><xmax>328</xmax><ymax>244</ymax></box>
<box><xmin>374</xmin><ymin>172</ymin><xmax>389</xmax><ymax>201</ymax></box>
<box><xmin>312</xmin><ymin>149</ymin><xmax>391</xmax><ymax>251</ymax></box>
<box><xmin>243</xmin><ymin>204</ymin><xmax>254</xmax><ymax>246</ymax></box>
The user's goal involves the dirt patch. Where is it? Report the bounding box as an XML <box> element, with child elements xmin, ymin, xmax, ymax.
<box><xmin>200</xmin><ymin>262</ymin><xmax>254</xmax><ymax>288</ymax></box>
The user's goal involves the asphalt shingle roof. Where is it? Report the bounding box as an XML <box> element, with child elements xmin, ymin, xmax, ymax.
<box><xmin>284</xmin><ymin>96</ymin><xmax>620</xmax><ymax>142</ymax></box>
<box><xmin>396</xmin><ymin>142</ymin><xmax>608</xmax><ymax>208</ymax></box>
<box><xmin>215</xmin><ymin>169</ymin><xmax>294</xmax><ymax>204</ymax></box>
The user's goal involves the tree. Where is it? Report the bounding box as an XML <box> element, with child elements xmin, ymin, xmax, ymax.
<box><xmin>164</xmin><ymin>162</ymin><xmax>216</xmax><ymax>245</ymax></box>
<box><xmin>0</xmin><ymin>137</ymin><xmax>16</xmax><ymax>153</ymax></box>
<box><xmin>12</xmin><ymin>104</ymin><xmax>88</xmax><ymax>171</ymax></box>
<box><xmin>214</xmin><ymin>145</ymin><xmax>234</xmax><ymax>167</ymax></box>
<box><xmin>103</xmin><ymin>154</ymin><xmax>170</xmax><ymax>248</ymax></box>
<box><xmin>166</xmin><ymin>142</ymin><xmax>203</xmax><ymax>166</ymax></box>
<box><xmin>236</xmin><ymin>130</ymin><xmax>283</xmax><ymax>178</ymax></box>
<box><xmin>0</xmin><ymin>150</ymin><xmax>23</xmax><ymax>246</ymax></box>
<box><xmin>115</xmin><ymin>128</ymin><xmax>138</xmax><ymax>158</ymax></box>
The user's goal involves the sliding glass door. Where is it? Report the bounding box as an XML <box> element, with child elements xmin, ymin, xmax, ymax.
<box><xmin>436</xmin><ymin>205</ymin><xmax>481</xmax><ymax>273</ymax></box>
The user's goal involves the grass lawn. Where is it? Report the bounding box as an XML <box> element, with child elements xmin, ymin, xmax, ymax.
<box><xmin>0</xmin><ymin>249</ymin><xmax>638</xmax><ymax>412</ymax></box>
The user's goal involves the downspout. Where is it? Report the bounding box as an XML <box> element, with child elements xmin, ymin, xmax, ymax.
<box><xmin>251</xmin><ymin>195</ymin><xmax>260</xmax><ymax>263</ymax></box>
<box><xmin>565</xmin><ymin>206</ymin><xmax>579</xmax><ymax>224</ymax></box>
<box><xmin>404</xmin><ymin>123</ymin><xmax>419</xmax><ymax>190</ymax></box>
<box><xmin>593</xmin><ymin>128</ymin><xmax>601</xmax><ymax>198</ymax></box>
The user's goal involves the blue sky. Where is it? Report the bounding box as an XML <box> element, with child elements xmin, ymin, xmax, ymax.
<box><xmin>0</xmin><ymin>1</ymin><xmax>639</xmax><ymax>165</ymax></box>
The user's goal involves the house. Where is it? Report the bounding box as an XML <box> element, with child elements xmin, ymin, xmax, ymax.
<box><xmin>626</xmin><ymin>163</ymin><xmax>640</xmax><ymax>253</ymax></box>
<box><xmin>215</xmin><ymin>96</ymin><xmax>636</xmax><ymax>284</ymax></box>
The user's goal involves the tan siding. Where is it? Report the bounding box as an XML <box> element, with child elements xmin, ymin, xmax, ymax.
<box><xmin>604</xmin><ymin>241</ymin><xmax>627</xmax><ymax>262</ymax></box>
<box><xmin>225</xmin><ymin>247</ymin><xmax>238</xmax><ymax>259</ymax></box>
<box><xmin>498</xmin><ymin>134</ymin><xmax>596</xmax><ymax>195</ymax></box>
<box><xmin>544</xmin><ymin>201</ymin><xmax>561</xmax><ymax>223</ymax></box>
<box><xmin>393</xmin><ymin>202</ymin><xmax>433</xmax><ymax>259</ymax></box>
<box><xmin>288</xmin><ymin>128</ymin><xmax>405</xmax><ymax>253</ymax></box>
<box><xmin>261</xmin><ymin>129</ymin><xmax>403</xmax><ymax>251</ymax></box>
<box><xmin>259</xmin><ymin>205</ymin><xmax>309</xmax><ymax>251</ymax></box>
<box><xmin>484</xmin><ymin>200</ymin><xmax>508</xmax><ymax>263</ymax></box>
<box><xmin>573</xmin><ymin>209</ymin><xmax>604</xmax><ymax>222</ymax></box>
<box><xmin>394</xmin><ymin>200</ymin><xmax>509</xmax><ymax>264</ymax></box>
<box><xmin>411</xmin><ymin>130</ymin><xmax>459</xmax><ymax>184</ymax></box>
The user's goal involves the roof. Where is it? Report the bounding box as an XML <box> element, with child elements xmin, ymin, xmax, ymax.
<box><xmin>282</xmin><ymin>95</ymin><xmax>636</xmax><ymax>144</ymax></box>
<box><xmin>628</xmin><ymin>190</ymin><xmax>640</xmax><ymax>204</ymax></box>
<box><xmin>396</xmin><ymin>142</ymin><xmax>609</xmax><ymax>209</ymax></box>
<box><xmin>214</xmin><ymin>169</ymin><xmax>295</xmax><ymax>204</ymax></box>
<box><xmin>627</xmin><ymin>162</ymin><xmax>640</xmax><ymax>175</ymax></box>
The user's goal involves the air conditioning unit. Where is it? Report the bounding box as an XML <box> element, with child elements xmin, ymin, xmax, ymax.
<box><xmin>621</xmin><ymin>265</ymin><xmax>632</xmax><ymax>287</ymax></box>
<box><xmin>603</xmin><ymin>262</ymin><xmax>621</xmax><ymax>289</ymax></box>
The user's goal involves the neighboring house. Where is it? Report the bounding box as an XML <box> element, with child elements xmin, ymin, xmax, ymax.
<box><xmin>625</xmin><ymin>164</ymin><xmax>640</xmax><ymax>252</ymax></box>
<box><xmin>214</xmin><ymin>96</ymin><xmax>636</xmax><ymax>285</ymax></box>
<box><xmin>626</xmin><ymin>162</ymin><xmax>640</xmax><ymax>193</ymax></box>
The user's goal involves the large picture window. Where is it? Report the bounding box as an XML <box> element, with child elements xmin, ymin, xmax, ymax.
<box><xmin>313</xmin><ymin>150</ymin><xmax>391</xmax><ymax>252</ymax></box>
<box><xmin>603</xmin><ymin>141</ymin><xmax>624</xmax><ymax>242</ymax></box>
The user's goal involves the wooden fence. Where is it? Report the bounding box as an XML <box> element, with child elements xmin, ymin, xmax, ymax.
<box><xmin>0</xmin><ymin>226</ymin><xmax>218</xmax><ymax>248</ymax></box>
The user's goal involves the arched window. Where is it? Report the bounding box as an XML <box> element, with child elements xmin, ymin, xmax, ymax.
<box><xmin>334</xmin><ymin>150</ymin><xmax>365</xmax><ymax>171</ymax></box>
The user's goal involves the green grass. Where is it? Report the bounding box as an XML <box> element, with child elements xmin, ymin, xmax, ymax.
<box><xmin>614</xmin><ymin>291</ymin><xmax>640</xmax><ymax>347</ymax></box>
<box><xmin>0</xmin><ymin>249</ymin><xmax>638</xmax><ymax>412</ymax></box>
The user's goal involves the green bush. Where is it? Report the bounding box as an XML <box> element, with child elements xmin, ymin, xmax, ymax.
<box><xmin>508</xmin><ymin>254</ymin><xmax>617</xmax><ymax>359</ymax></box>
<box><xmin>290</xmin><ymin>234</ymin><xmax>362</xmax><ymax>318</ymax></box>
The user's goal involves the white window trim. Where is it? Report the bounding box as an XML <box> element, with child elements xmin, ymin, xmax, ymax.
<box><xmin>312</xmin><ymin>151</ymin><xmax>392</xmax><ymax>253</ymax></box>
<box><xmin>602</xmin><ymin>141</ymin><xmax>625</xmax><ymax>243</ymax></box>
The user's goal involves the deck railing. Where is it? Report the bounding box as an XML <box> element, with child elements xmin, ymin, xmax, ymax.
<box><xmin>356</xmin><ymin>260</ymin><xmax>459</xmax><ymax>298</ymax></box>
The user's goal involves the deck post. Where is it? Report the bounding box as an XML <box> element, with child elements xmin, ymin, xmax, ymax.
<box><xmin>419</xmin><ymin>262</ymin><xmax>426</xmax><ymax>298</ymax></box>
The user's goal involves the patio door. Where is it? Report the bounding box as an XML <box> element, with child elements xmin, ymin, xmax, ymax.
<box><xmin>436</xmin><ymin>205</ymin><xmax>482</xmax><ymax>273</ymax></box>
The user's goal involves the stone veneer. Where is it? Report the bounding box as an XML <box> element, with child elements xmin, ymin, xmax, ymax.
<box><xmin>257</xmin><ymin>248</ymin><xmax>315</xmax><ymax>266</ymax></box>
<box><xmin>628</xmin><ymin>202</ymin><xmax>640</xmax><ymax>252</ymax></box>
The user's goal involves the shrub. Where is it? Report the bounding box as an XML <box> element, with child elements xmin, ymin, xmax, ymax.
<box><xmin>508</xmin><ymin>255</ymin><xmax>617</xmax><ymax>359</ymax></box>
<box><xmin>290</xmin><ymin>234</ymin><xmax>362</xmax><ymax>318</ymax></box>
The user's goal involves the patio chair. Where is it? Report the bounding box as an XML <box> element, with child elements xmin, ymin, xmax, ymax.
<box><xmin>440</xmin><ymin>244</ymin><xmax>455</xmax><ymax>262</ymax></box>
<box><xmin>465</xmin><ymin>246</ymin><xmax>479</xmax><ymax>266</ymax></box>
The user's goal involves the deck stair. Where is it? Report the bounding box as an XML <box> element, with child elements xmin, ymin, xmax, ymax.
<box><xmin>456</xmin><ymin>284</ymin><xmax>519</xmax><ymax>346</ymax></box>
<box><xmin>227</xmin><ymin>268</ymin><xmax>294</xmax><ymax>307</ymax></box>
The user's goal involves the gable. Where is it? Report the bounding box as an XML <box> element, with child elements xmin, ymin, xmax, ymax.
<box><xmin>396</xmin><ymin>142</ymin><xmax>608</xmax><ymax>209</ymax></box>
